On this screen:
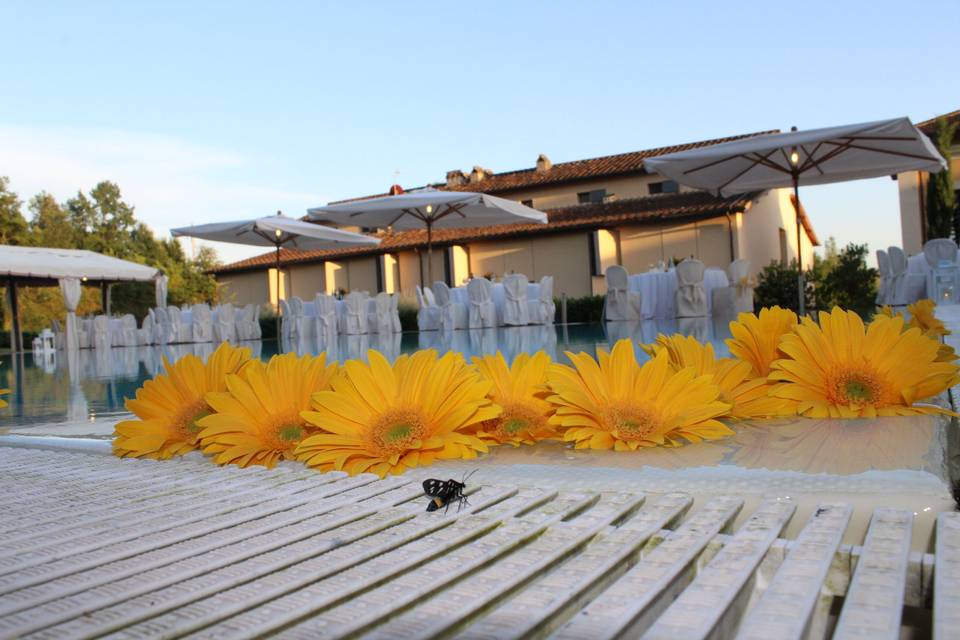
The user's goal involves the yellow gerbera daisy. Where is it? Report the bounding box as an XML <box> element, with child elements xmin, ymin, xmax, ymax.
<box><xmin>297</xmin><ymin>349</ymin><xmax>498</xmax><ymax>477</ymax></box>
<box><xmin>113</xmin><ymin>342</ymin><xmax>251</xmax><ymax>459</ymax></box>
<box><xmin>769</xmin><ymin>307</ymin><xmax>960</xmax><ymax>418</ymax></box>
<box><xmin>471</xmin><ymin>351</ymin><xmax>555</xmax><ymax>446</ymax></box>
<box><xmin>546</xmin><ymin>339</ymin><xmax>733</xmax><ymax>451</ymax></box>
<box><xmin>726</xmin><ymin>306</ymin><xmax>798</xmax><ymax>377</ymax></box>
<box><xmin>907</xmin><ymin>299</ymin><xmax>949</xmax><ymax>337</ymax></box>
<box><xmin>643</xmin><ymin>334</ymin><xmax>795</xmax><ymax>418</ymax></box>
<box><xmin>197</xmin><ymin>352</ymin><xmax>339</xmax><ymax>469</ymax></box>
<box><xmin>882</xmin><ymin>299</ymin><xmax>955</xmax><ymax>362</ymax></box>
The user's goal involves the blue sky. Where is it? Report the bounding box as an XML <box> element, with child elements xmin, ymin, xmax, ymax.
<box><xmin>1</xmin><ymin>1</ymin><xmax>955</xmax><ymax>264</ymax></box>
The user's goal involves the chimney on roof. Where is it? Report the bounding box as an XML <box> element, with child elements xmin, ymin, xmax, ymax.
<box><xmin>536</xmin><ymin>154</ymin><xmax>552</xmax><ymax>173</ymax></box>
<box><xmin>446</xmin><ymin>169</ymin><xmax>467</xmax><ymax>187</ymax></box>
<box><xmin>470</xmin><ymin>166</ymin><xmax>492</xmax><ymax>183</ymax></box>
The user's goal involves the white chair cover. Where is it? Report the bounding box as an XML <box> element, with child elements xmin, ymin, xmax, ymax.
<box><xmin>314</xmin><ymin>294</ymin><xmax>339</xmax><ymax>341</ymax></box>
<box><xmin>192</xmin><ymin>303</ymin><xmax>214</xmax><ymax>342</ymax></box>
<box><xmin>153</xmin><ymin>306</ymin><xmax>172</xmax><ymax>345</ymax></box>
<box><xmin>924</xmin><ymin>238</ymin><xmax>958</xmax><ymax>268</ymax></box>
<box><xmin>389</xmin><ymin>294</ymin><xmax>402</xmax><ymax>332</ymax></box>
<box><xmin>250</xmin><ymin>304</ymin><xmax>261</xmax><ymax>339</ymax></box>
<box><xmin>234</xmin><ymin>304</ymin><xmax>253</xmax><ymax>340</ymax></box>
<box><xmin>604</xmin><ymin>265</ymin><xmax>640</xmax><ymax>321</ymax></box>
<box><xmin>728</xmin><ymin>259</ymin><xmax>753</xmax><ymax>313</ymax></box>
<box><xmin>675</xmin><ymin>259</ymin><xmax>708</xmax><ymax>318</ymax></box>
<box><xmin>372</xmin><ymin>292</ymin><xmax>398</xmax><ymax>334</ymax></box>
<box><xmin>216</xmin><ymin>303</ymin><xmax>237</xmax><ymax>343</ymax></box>
<box><xmin>92</xmin><ymin>315</ymin><xmax>111</xmax><ymax>350</ymax></box>
<box><xmin>467</xmin><ymin>278</ymin><xmax>497</xmax><ymax>329</ymax></box>
<box><xmin>924</xmin><ymin>239</ymin><xmax>960</xmax><ymax>303</ymax></box>
<box><xmin>876</xmin><ymin>249</ymin><xmax>892</xmax><ymax>305</ymax></box>
<box><xmin>118</xmin><ymin>314</ymin><xmax>138</xmax><ymax>347</ymax></box>
<box><xmin>278</xmin><ymin>299</ymin><xmax>292</xmax><ymax>343</ymax></box>
<box><xmin>415</xmin><ymin>285</ymin><xmax>441</xmax><ymax>331</ymax></box>
<box><xmin>344</xmin><ymin>292</ymin><xmax>369</xmax><ymax>335</ymax></box>
<box><xmin>526</xmin><ymin>275</ymin><xmax>555</xmax><ymax>325</ymax></box>
<box><xmin>887</xmin><ymin>246</ymin><xmax>926</xmax><ymax>305</ymax></box>
<box><xmin>502</xmin><ymin>274</ymin><xmax>531</xmax><ymax>326</ymax></box>
<box><xmin>433</xmin><ymin>281</ymin><xmax>468</xmax><ymax>330</ymax></box>
<box><xmin>139</xmin><ymin>311</ymin><xmax>155</xmax><ymax>346</ymax></box>
<box><xmin>78</xmin><ymin>316</ymin><xmax>92</xmax><ymax>349</ymax></box>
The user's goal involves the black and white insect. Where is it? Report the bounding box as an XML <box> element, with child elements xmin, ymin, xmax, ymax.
<box><xmin>422</xmin><ymin>469</ymin><xmax>478</xmax><ymax>513</ymax></box>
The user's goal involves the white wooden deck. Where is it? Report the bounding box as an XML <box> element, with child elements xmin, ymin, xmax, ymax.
<box><xmin>0</xmin><ymin>444</ymin><xmax>950</xmax><ymax>639</ymax></box>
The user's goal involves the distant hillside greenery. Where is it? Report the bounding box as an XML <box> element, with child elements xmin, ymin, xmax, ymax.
<box><xmin>0</xmin><ymin>176</ymin><xmax>220</xmax><ymax>332</ymax></box>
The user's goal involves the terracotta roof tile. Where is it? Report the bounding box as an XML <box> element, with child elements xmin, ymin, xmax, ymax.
<box><xmin>328</xmin><ymin>130</ymin><xmax>779</xmax><ymax>204</ymax></box>
<box><xmin>917</xmin><ymin>108</ymin><xmax>960</xmax><ymax>133</ymax></box>
<box><xmin>213</xmin><ymin>192</ymin><xmax>757</xmax><ymax>274</ymax></box>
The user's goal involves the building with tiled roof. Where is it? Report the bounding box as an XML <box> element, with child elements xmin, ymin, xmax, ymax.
<box><xmin>898</xmin><ymin>108</ymin><xmax>960</xmax><ymax>254</ymax></box>
<box><xmin>214</xmin><ymin>130</ymin><xmax>819</xmax><ymax>307</ymax></box>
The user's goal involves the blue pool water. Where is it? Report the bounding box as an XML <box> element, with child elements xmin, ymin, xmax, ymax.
<box><xmin>0</xmin><ymin>318</ymin><xmax>734</xmax><ymax>431</ymax></box>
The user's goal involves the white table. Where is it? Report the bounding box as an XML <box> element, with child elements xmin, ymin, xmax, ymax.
<box><xmin>449</xmin><ymin>282</ymin><xmax>541</xmax><ymax>325</ymax></box>
<box><xmin>627</xmin><ymin>268</ymin><xmax>729</xmax><ymax>319</ymax></box>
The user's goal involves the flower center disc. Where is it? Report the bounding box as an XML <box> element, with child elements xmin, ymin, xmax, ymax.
<box><xmin>263</xmin><ymin>409</ymin><xmax>308</xmax><ymax>451</ymax></box>
<box><xmin>830</xmin><ymin>368</ymin><xmax>884</xmax><ymax>407</ymax></box>
<box><xmin>371</xmin><ymin>408</ymin><xmax>428</xmax><ymax>455</ymax></box>
<box><xmin>604</xmin><ymin>403</ymin><xmax>660</xmax><ymax>441</ymax></box>
<box><xmin>495</xmin><ymin>402</ymin><xmax>545</xmax><ymax>439</ymax></box>
<box><xmin>174</xmin><ymin>399</ymin><xmax>210</xmax><ymax>443</ymax></box>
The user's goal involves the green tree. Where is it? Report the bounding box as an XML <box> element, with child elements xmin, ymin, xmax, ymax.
<box><xmin>67</xmin><ymin>181</ymin><xmax>138</xmax><ymax>257</ymax></box>
<box><xmin>754</xmin><ymin>260</ymin><xmax>815</xmax><ymax>313</ymax></box>
<box><xmin>815</xmin><ymin>243</ymin><xmax>878</xmax><ymax>313</ymax></box>
<box><xmin>0</xmin><ymin>176</ymin><xmax>28</xmax><ymax>245</ymax></box>
<box><xmin>925</xmin><ymin>117</ymin><xmax>957</xmax><ymax>240</ymax></box>
<box><xmin>28</xmin><ymin>192</ymin><xmax>75</xmax><ymax>248</ymax></box>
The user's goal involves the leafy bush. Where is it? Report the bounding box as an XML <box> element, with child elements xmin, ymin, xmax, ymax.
<box><xmin>559</xmin><ymin>295</ymin><xmax>605</xmax><ymax>324</ymax></box>
<box><xmin>815</xmin><ymin>243</ymin><xmax>878</xmax><ymax>314</ymax></box>
<box><xmin>754</xmin><ymin>260</ymin><xmax>815</xmax><ymax>312</ymax></box>
<box><xmin>258</xmin><ymin>309</ymin><xmax>279</xmax><ymax>341</ymax></box>
<box><xmin>754</xmin><ymin>241</ymin><xmax>879</xmax><ymax>314</ymax></box>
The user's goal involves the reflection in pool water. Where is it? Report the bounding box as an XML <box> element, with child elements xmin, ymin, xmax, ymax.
<box><xmin>0</xmin><ymin>318</ymin><xmax>735</xmax><ymax>429</ymax></box>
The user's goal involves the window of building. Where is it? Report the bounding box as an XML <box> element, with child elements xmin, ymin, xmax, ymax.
<box><xmin>648</xmin><ymin>180</ymin><xmax>679</xmax><ymax>195</ymax></box>
<box><xmin>779</xmin><ymin>228</ymin><xmax>788</xmax><ymax>266</ymax></box>
<box><xmin>577</xmin><ymin>189</ymin><xmax>606</xmax><ymax>205</ymax></box>
<box><xmin>520</xmin><ymin>199</ymin><xmax>534</xmax><ymax>208</ymax></box>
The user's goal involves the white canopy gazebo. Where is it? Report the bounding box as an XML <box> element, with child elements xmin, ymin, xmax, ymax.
<box><xmin>0</xmin><ymin>245</ymin><xmax>162</xmax><ymax>352</ymax></box>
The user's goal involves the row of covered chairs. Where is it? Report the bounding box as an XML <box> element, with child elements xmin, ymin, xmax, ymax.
<box><xmin>877</xmin><ymin>239</ymin><xmax>959</xmax><ymax>306</ymax></box>
<box><xmin>147</xmin><ymin>303</ymin><xmax>261</xmax><ymax>345</ymax></box>
<box><xmin>416</xmin><ymin>275</ymin><xmax>555</xmax><ymax>331</ymax></box>
<box><xmin>280</xmin><ymin>291</ymin><xmax>402</xmax><ymax>342</ymax></box>
<box><xmin>604</xmin><ymin>259</ymin><xmax>753</xmax><ymax>320</ymax></box>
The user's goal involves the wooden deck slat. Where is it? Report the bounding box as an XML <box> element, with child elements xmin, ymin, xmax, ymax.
<box><xmin>0</xmin><ymin>481</ymin><xmax>417</xmax><ymax>618</ymax></box>
<box><xmin>356</xmin><ymin>492</ymin><xmax>648</xmax><ymax>640</ymax></box>
<box><xmin>833</xmin><ymin>508</ymin><xmax>913</xmax><ymax>639</ymax></box>
<box><xmin>643</xmin><ymin>497</ymin><xmax>796</xmax><ymax>639</ymax></box>
<box><xmin>551</xmin><ymin>496</ymin><xmax>744</xmax><ymax>640</ymax></box>
<box><xmin>93</xmin><ymin>489</ymin><xmax>551</xmax><ymax>638</ymax></box>
<box><xmin>934</xmin><ymin>512</ymin><xmax>960</xmax><ymax>640</ymax></box>
<box><xmin>734</xmin><ymin>504</ymin><xmax>853</xmax><ymax>640</ymax></box>
<box><xmin>195</xmin><ymin>492</ymin><xmax>598</xmax><ymax>640</ymax></box>
<box><xmin>455</xmin><ymin>493</ymin><xmax>693</xmax><ymax>640</ymax></box>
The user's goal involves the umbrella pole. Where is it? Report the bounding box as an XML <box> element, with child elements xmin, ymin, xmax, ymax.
<box><xmin>426</xmin><ymin>221</ymin><xmax>433</xmax><ymax>287</ymax></box>
<box><xmin>793</xmin><ymin>174</ymin><xmax>805</xmax><ymax>317</ymax></box>
<box><xmin>275</xmin><ymin>245</ymin><xmax>282</xmax><ymax>346</ymax></box>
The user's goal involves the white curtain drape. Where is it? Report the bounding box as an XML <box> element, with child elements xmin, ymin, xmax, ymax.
<box><xmin>155</xmin><ymin>275</ymin><xmax>169</xmax><ymax>309</ymax></box>
<box><xmin>59</xmin><ymin>277</ymin><xmax>82</xmax><ymax>351</ymax></box>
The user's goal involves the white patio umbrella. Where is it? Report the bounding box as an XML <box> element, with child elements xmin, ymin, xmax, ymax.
<box><xmin>643</xmin><ymin>117</ymin><xmax>947</xmax><ymax>314</ymax></box>
<box><xmin>171</xmin><ymin>212</ymin><xmax>380</xmax><ymax>335</ymax></box>
<box><xmin>307</xmin><ymin>190</ymin><xmax>548</xmax><ymax>285</ymax></box>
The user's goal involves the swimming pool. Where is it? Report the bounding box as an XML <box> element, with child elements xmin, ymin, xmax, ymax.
<box><xmin>0</xmin><ymin>318</ymin><xmax>735</xmax><ymax>433</ymax></box>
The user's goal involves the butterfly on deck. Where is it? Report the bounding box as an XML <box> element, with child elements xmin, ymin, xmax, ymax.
<box><xmin>422</xmin><ymin>469</ymin><xmax>478</xmax><ymax>513</ymax></box>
